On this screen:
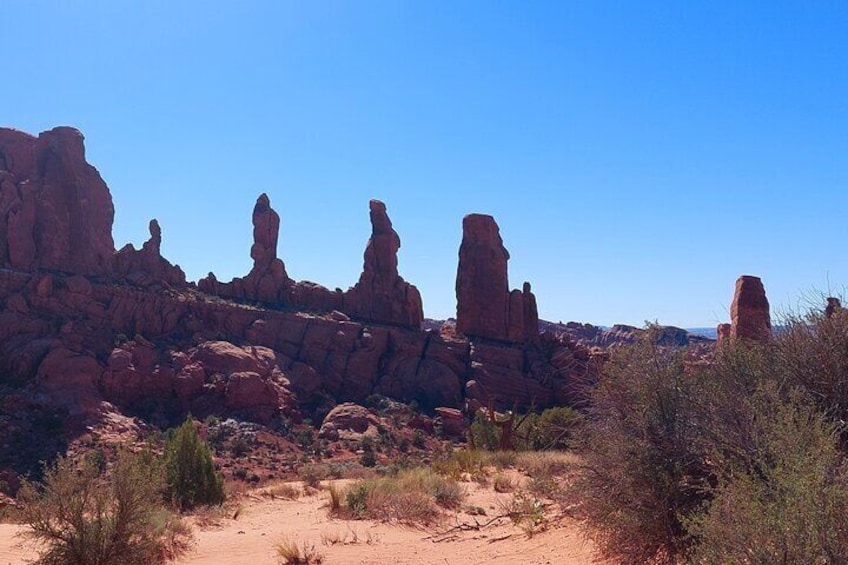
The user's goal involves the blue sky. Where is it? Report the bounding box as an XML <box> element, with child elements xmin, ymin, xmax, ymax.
<box><xmin>3</xmin><ymin>1</ymin><xmax>847</xmax><ymax>326</ymax></box>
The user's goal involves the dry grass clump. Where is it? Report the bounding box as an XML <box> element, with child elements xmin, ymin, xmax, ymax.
<box><xmin>514</xmin><ymin>451</ymin><xmax>575</xmax><ymax>478</ymax></box>
<box><xmin>493</xmin><ymin>473</ymin><xmax>515</xmax><ymax>493</ymax></box>
<box><xmin>262</xmin><ymin>482</ymin><xmax>302</xmax><ymax>500</ymax></box>
<box><xmin>298</xmin><ymin>464</ymin><xmax>328</xmax><ymax>489</ymax></box>
<box><xmin>332</xmin><ymin>468</ymin><xmax>465</xmax><ymax>525</ymax></box>
<box><xmin>275</xmin><ymin>538</ymin><xmax>324</xmax><ymax>564</ymax></box>
<box><xmin>432</xmin><ymin>449</ymin><xmax>487</xmax><ymax>481</ymax></box>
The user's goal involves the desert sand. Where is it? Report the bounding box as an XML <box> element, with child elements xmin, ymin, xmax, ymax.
<box><xmin>0</xmin><ymin>479</ymin><xmax>599</xmax><ymax>565</ymax></box>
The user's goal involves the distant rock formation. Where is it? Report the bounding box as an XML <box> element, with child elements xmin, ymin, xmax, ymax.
<box><xmin>717</xmin><ymin>323</ymin><xmax>732</xmax><ymax>342</ymax></box>
<box><xmin>114</xmin><ymin>219</ymin><xmax>186</xmax><ymax>287</ymax></box>
<box><xmin>826</xmin><ymin>297</ymin><xmax>842</xmax><ymax>319</ymax></box>
<box><xmin>0</xmin><ymin>126</ymin><xmax>591</xmax><ymax>437</ymax></box>
<box><xmin>199</xmin><ymin>193</ymin><xmax>296</xmax><ymax>304</ymax></box>
<box><xmin>344</xmin><ymin>200</ymin><xmax>423</xmax><ymax>328</ymax></box>
<box><xmin>455</xmin><ymin>214</ymin><xmax>538</xmax><ymax>343</ymax></box>
<box><xmin>0</xmin><ymin>127</ymin><xmax>115</xmax><ymax>275</ymax></box>
<box><xmin>730</xmin><ymin>275</ymin><xmax>771</xmax><ymax>342</ymax></box>
<box><xmin>199</xmin><ymin>196</ymin><xmax>422</xmax><ymax>328</ymax></box>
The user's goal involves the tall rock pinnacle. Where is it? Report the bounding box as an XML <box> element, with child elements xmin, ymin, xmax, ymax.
<box><xmin>455</xmin><ymin>214</ymin><xmax>538</xmax><ymax>343</ymax></box>
<box><xmin>730</xmin><ymin>275</ymin><xmax>771</xmax><ymax>342</ymax></box>
<box><xmin>345</xmin><ymin>200</ymin><xmax>423</xmax><ymax>328</ymax></box>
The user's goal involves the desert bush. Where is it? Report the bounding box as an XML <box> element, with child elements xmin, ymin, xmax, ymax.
<box><xmin>574</xmin><ymin>319</ymin><xmax>848</xmax><ymax>563</ymax></box>
<box><xmin>688</xmin><ymin>384</ymin><xmax>848</xmax><ymax>563</ymax></box>
<box><xmin>298</xmin><ymin>464</ymin><xmax>328</xmax><ymax>489</ymax></box>
<box><xmin>493</xmin><ymin>473</ymin><xmax>515</xmax><ymax>493</ymax></box>
<box><xmin>776</xmin><ymin>304</ymin><xmax>848</xmax><ymax>436</ymax></box>
<box><xmin>468</xmin><ymin>410</ymin><xmax>500</xmax><ymax>450</ymax></box>
<box><xmin>573</xmin><ymin>331</ymin><xmax>711</xmax><ymax>563</ymax></box>
<box><xmin>17</xmin><ymin>450</ymin><xmax>193</xmax><ymax>565</ymax></box>
<box><xmin>164</xmin><ymin>416</ymin><xmax>225</xmax><ymax>510</ymax></box>
<box><xmin>527</xmin><ymin>406</ymin><xmax>583</xmax><ymax>450</ymax></box>
<box><xmin>275</xmin><ymin>538</ymin><xmax>324</xmax><ymax>564</ymax></box>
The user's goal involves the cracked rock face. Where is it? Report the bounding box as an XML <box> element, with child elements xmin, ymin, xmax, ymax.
<box><xmin>0</xmin><ymin>127</ymin><xmax>115</xmax><ymax>275</ymax></box>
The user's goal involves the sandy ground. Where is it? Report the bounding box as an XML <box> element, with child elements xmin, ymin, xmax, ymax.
<box><xmin>0</xmin><ymin>480</ymin><xmax>601</xmax><ymax>565</ymax></box>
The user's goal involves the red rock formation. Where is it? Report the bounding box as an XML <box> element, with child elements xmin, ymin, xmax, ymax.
<box><xmin>730</xmin><ymin>275</ymin><xmax>771</xmax><ymax>342</ymax></box>
<box><xmin>0</xmin><ymin>127</ymin><xmax>593</xmax><ymax>432</ymax></box>
<box><xmin>717</xmin><ymin>323</ymin><xmax>732</xmax><ymax>342</ymax></box>
<box><xmin>455</xmin><ymin>214</ymin><xmax>538</xmax><ymax>343</ymax></box>
<box><xmin>0</xmin><ymin>127</ymin><xmax>114</xmax><ymax>275</ymax></box>
<box><xmin>826</xmin><ymin>297</ymin><xmax>842</xmax><ymax>319</ymax></box>
<box><xmin>344</xmin><ymin>200</ymin><xmax>423</xmax><ymax>328</ymax></box>
<box><xmin>198</xmin><ymin>193</ymin><xmax>294</xmax><ymax>303</ymax></box>
<box><xmin>114</xmin><ymin>219</ymin><xmax>186</xmax><ymax>287</ymax></box>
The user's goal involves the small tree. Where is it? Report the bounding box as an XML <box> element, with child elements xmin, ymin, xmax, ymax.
<box><xmin>164</xmin><ymin>417</ymin><xmax>225</xmax><ymax>510</ymax></box>
<box><xmin>17</xmin><ymin>450</ymin><xmax>192</xmax><ymax>565</ymax></box>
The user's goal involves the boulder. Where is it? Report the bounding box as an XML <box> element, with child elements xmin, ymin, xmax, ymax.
<box><xmin>318</xmin><ymin>403</ymin><xmax>381</xmax><ymax>441</ymax></box>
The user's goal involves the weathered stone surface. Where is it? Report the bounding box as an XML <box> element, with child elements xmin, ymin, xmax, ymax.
<box><xmin>434</xmin><ymin>407</ymin><xmax>467</xmax><ymax>438</ymax></box>
<box><xmin>318</xmin><ymin>402</ymin><xmax>381</xmax><ymax>440</ymax></box>
<box><xmin>344</xmin><ymin>200</ymin><xmax>423</xmax><ymax>328</ymax></box>
<box><xmin>0</xmin><ymin>127</ymin><xmax>115</xmax><ymax>275</ymax></box>
<box><xmin>730</xmin><ymin>275</ymin><xmax>771</xmax><ymax>342</ymax></box>
<box><xmin>455</xmin><ymin>214</ymin><xmax>539</xmax><ymax>343</ymax></box>
<box><xmin>114</xmin><ymin>219</ymin><xmax>186</xmax><ymax>287</ymax></box>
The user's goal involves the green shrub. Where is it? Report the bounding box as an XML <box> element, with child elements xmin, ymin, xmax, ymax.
<box><xmin>164</xmin><ymin>416</ymin><xmax>225</xmax><ymax>510</ymax></box>
<box><xmin>469</xmin><ymin>410</ymin><xmax>500</xmax><ymax>451</ymax></box>
<box><xmin>531</xmin><ymin>407</ymin><xmax>583</xmax><ymax>450</ymax></box>
<box><xmin>574</xmin><ymin>319</ymin><xmax>848</xmax><ymax>564</ymax></box>
<box><xmin>689</xmin><ymin>385</ymin><xmax>848</xmax><ymax>563</ymax></box>
<box><xmin>573</xmin><ymin>331</ymin><xmax>711</xmax><ymax>563</ymax></box>
<box><xmin>18</xmin><ymin>450</ymin><xmax>193</xmax><ymax>564</ymax></box>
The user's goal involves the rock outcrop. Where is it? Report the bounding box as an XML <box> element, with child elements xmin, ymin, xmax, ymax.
<box><xmin>0</xmin><ymin>126</ymin><xmax>591</xmax><ymax>438</ymax></box>
<box><xmin>729</xmin><ymin>275</ymin><xmax>771</xmax><ymax>342</ymax></box>
<box><xmin>114</xmin><ymin>219</ymin><xmax>186</xmax><ymax>288</ymax></box>
<box><xmin>0</xmin><ymin>127</ymin><xmax>115</xmax><ymax>275</ymax></box>
<box><xmin>199</xmin><ymin>193</ymin><xmax>295</xmax><ymax>304</ymax></box>
<box><xmin>344</xmin><ymin>200</ymin><xmax>423</xmax><ymax>328</ymax></box>
<box><xmin>455</xmin><ymin>214</ymin><xmax>538</xmax><ymax>343</ymax></box>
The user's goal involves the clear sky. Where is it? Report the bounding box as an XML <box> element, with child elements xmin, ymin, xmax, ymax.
<box><xmin>3</xmin><ymin>1</ymin><xmax>847</xmax><ymax>327</ymax></box>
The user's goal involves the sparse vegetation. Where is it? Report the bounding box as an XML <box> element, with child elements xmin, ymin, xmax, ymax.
<box><xmin>574</xmin><ymin>313</ymin><xmax>848</xmax><ymax>564</ymax></box>
<box><xmin>337</xmin><ymin>468</ymin><xmax>465</xmax><ymax>524</ymax></box>
<box><xmin>17</xmin><ymin>450</ymin><xmax>193</xmax><ymax>565</ymax></box>
<box><xmin>275</xmin><ymin>538</ymin><xmax>324</xmax><ymax>565</ymax></box>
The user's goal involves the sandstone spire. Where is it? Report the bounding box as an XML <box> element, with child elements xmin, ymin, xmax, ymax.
<box><xmin>730</xmin><ymin>275</ymin><xmax>771</xmax><ymax>342</ymax></box>
<box><xmin>345</xmin><ymin>200</ymin><xmax>423</xmax><ymax>328</ymax></box>
<box><xmin>456</xmin><ymin>214</ymin><xmax>538</xmax><ymax>342</ymax></box>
